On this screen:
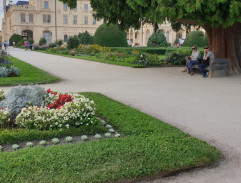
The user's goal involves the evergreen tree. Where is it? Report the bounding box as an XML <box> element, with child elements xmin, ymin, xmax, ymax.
<box><xmin>147</xmin><ymin>31</ymin><xmax>168</xmax><ymax>47</ymax></box>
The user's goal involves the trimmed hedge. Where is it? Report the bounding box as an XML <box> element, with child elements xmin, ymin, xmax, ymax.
<box><xmin>110</xmin><ymin>47</ymin><xmax>176</xmax><ymax>55</ymax></box>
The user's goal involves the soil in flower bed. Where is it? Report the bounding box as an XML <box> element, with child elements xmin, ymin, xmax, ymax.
<box><xmin>1</xmin><ymin>131</ymin><xmax>122</xmax><ymax>152</ymax></box>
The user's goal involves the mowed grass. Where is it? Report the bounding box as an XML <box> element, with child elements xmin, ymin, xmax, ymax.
<box><xmin>0</xmin><ymin>93</ymin><xmax>221</xmax><ymax>183</ymax></box>
<box><xmin>0</xmin><ymin>56</ymin><xmax>61</xmax><ymax>86</ymax></box>
<box><xmin>37</xmin><ymin>50</ymin><xmax>146</xmax><ymax>68</ymax></box>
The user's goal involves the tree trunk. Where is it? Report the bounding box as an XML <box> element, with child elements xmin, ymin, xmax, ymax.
<box><xmin>203</xmin><ymin>23</ymin><xmax>241</xmax><ymax>74</ymax></box>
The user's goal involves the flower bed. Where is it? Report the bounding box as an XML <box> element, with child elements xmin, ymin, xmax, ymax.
<box><xmin>0</xmin><ymin>50</ymin><xmax>20</xmax><ymax>77</ymax></box>
<box><xmin>0</xmin><ymin>86</ymin><xmax>99</xmax><ymax>131</ymax></box>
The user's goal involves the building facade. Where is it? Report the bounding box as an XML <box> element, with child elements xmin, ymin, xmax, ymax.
<box><xmin>1</xmin><ymin>0</ymin><xmax>189</xmax><ymax>46</ymax></box>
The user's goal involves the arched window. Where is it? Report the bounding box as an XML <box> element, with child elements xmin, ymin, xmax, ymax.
<box><xmin>166</xmin><ymin>31</ymin><xmax>169</xmax><ymax>43</ymax></box>
<box><xmin>64</xmin><ymin>35</ymin><xmax>68</xmax><ymax>42</ymax></box>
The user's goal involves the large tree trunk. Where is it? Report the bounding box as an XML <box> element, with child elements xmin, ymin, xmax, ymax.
<box><xmin>203</xmin><ymin>23</ymin><xmax>241</xmax><ymax>74</ymax></box>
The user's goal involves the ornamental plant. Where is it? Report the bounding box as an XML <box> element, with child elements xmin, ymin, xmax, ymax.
<box><xmin>108</xmin><ymin>129</ymin><xmax>115</xmax><ymax>133</ymax></box>
<box><xmin>39</xmin><ymin>140</ymin><xmax>47</xmax><ymax>146</ymax></box>
<box><xmin>0</xmin><ymin>145</ymin><xmax>2</xmax><ymax>152</ymax></box>
<box><xmin>104</xmin><ymin>133</ymin><xmax>111</xmax><ymax>138</ymax></box>
<box><xmin>65</xmin><ymin>136</ymin><xmax>73</xmax><ymax>142</ymax></box>
<box><xmin>0</xmin><ymin>108</ymin><xmax>10</xmax><ymax>128</ymax></box>
<box><xmin>81</xmin><ymin>135</ymin><xmax>88</xmax><ymax>141</ymax></box>
<box><xmin>26</xmin><ymin>142</ymin><xmax>34</xmax><ymax>147</ymax></box>
<box><xmin>52</xmin><ymin>138</ymin><xmax>60</xmax><ymax>144</ymax></box>
<box><xmin>12</xmin><ymin>144</ymin><xmax>19</xmax><ymax>150</ymax></box>
<box><xmin>15</xmin><ymin>88</ymin><xmax>98</xmax><ymax>130</ymax></box>
<box><xmin>0</xmin><ymin>89</ymin><xmax>5</xmax><ymax>101</ymax></box>
<box><xmin>95</xmin><ymin>134</ymin><xmax>102</xmax><ymax>139</ymax></box>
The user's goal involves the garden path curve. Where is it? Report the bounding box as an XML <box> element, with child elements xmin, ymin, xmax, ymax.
<box><xmin>2</xmin><ymin>47</ymin><xmax>241</xmax><ymax>183</ymax></box>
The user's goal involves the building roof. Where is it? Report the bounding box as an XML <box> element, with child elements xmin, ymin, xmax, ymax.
<box><xmin>16</xmin><ymin>1</ymin><xmax>29</xmax><ymax>6</ymax></box>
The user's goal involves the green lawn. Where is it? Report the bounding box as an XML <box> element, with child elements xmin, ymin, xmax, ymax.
<box><xmin>37</xmin><ymin>50</ymin><xmax>146</xmax><ymax>68</ymax></box>
<box><xmin>0</xmin><ymin>57</ymin><xmax>61</xmax><ymax>86</ymax></box>
<box><xmin>0</xmin><ymin>93</ymin><xmax>221</xmax><ymax>183</ymax></box>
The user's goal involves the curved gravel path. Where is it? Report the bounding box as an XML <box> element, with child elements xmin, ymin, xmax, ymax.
<box><xmin>2</xmin><ymin>47</ymin><xmax>241</xmax><ymax>183</ymax></box>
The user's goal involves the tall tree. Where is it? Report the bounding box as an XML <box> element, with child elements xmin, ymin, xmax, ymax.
<box><xmin>60</xmin><ymin>0</ymin><xmax>241</xmax><ymax>74</ymax></box>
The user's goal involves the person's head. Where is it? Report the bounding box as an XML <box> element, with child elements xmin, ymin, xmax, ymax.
<box><xmin>192</xmin><ymin>45</ymin><xmax>197</xmax><ymax>52</ymax></box>
<box><xmin>204</xmin><ymin>46</ymin><xmax>209</xmax><ymax>53</ymax></box>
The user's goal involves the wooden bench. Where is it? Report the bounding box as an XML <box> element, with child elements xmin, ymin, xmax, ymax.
<box><xmin>185</xmin><ymin>57</ymin><xmax>229</xmax><ymax>77</ymax></box>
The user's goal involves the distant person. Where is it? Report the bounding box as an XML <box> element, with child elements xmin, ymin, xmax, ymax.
<box><xmin>29</xmin><ymin>42</ymin><xmax>33</xmax><ymax>51</ymax></box>
<box><xmin>182</xmin><ymin>45</ymin><xmax>201</xmax><ymax>75</ymax></box>
<box><xmin>198</xmin><ymin>46</ymin><xmax>215</xmax><ymax>78</ymax></box>
<box><xmin>12</xmin><ymin>41</ymin><xmax>15</xmax><ymax>48</ymax></box>
<box><xmin>24</xmin><ymin>40</ymin><xmax>28</xmax><ymax>51</ymax></box>
<box><xmin>4</xmin><ymin>41</ymin><xmax>7</xmax><ymax>51</ymax></box>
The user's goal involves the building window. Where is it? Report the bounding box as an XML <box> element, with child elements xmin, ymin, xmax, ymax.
<box><xmin>64</xmin><ymin>16</ymin><xmax>68</xmax><ymax>24</ymax></box>
<box><xmin>21</xmin><ymin>13</ymin><xmax>25</xmax><ymax>22</ymax></box>
<box><xmin>29</xmin><ymin>14</ymin><xmax>33</xmax><ymax>22</ymax></box>
<box><xmin>84</xmin><ymin>17</ymin><xmax>88</xmax><ymax>25</ymax></box>
<box><xmin>64</xmin><ymin>35</ymin><xmax>68</xmax><ymax>42</ymax></box>
<box><xmin>93</xmin><ymin>17</ymin><xmax>96</xmax><ymax>25</ymax></box>
<box><xmin>73</xmin><ymin>16</ymin><xmax>77</xmax><ymax>24</ymax></box>
<box><xmin>43</xmin><ymin>31</ymin><xmax>52</xmax><ymax>44</ymax></box>
<box><xmin>47</xmin><ymin>15</ymin><xmax>51</xmax><ymax>23</ymax></box>
<box><xmin>44</xmin><ymin>1</ymin><xmax>49</xmax><ymax>9</ymax></box>
<box><xmin>43</xmin><ymin>14</ymin><xmax>46</xmax><ymax>22</ymax></box>
<box><xmin>63</xmin><ymin>4</ymin><xmax>68</xmax><ymax>10</ymax></box>
<box><xmin>84</xmin><ymin>4</ymin><xmax>88</xmax><ymax>11</ymax></box>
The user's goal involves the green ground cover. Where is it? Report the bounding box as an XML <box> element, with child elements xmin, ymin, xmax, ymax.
<box><xmin>37</xmin><ymin>50</ymin><xmax>145</xmax><ymax>68</ymax></box>
<box><xmin>0</xmin><ymin>93</ymin><xmax>221</xmax><ymax>183</ymax></box>
<box><xmin>0</xmin><ymin>57</ymin><xmax>61</xmax><ymax>86</ymax></box>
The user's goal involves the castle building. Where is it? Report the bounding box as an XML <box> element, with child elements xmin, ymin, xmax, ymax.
<box><xmin>1</xmin><ymin>0</ymin><xmax>188</xmax><ymax>46</ymax></box>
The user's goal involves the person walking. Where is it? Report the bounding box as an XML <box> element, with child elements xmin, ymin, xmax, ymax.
<box><xmin>24</xmin><ymin>40</ymin><xmax>29</xmax><ymax>51</ymax></box>
<box><xmin>198</xmin><ymin>46</ymin><xmax>215</xmax><ymax>78</ymax></box>
<box><xmin>29</xmin><ymin>42</ymin><xmax>33</xmax><ymax>51</ymax></box>
<box><xmin>12</xmin><ymin>41</ymin><xmax>15</xmax><ymax>48</ymax></box>
<box><xmin>182</xmin><ymin>45</ymin><xmax>201</xmax><ymax>75</ymax></box>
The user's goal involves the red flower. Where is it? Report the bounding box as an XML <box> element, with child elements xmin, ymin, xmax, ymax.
<box><xmin>47</xmin><ymin>94</ymin><xmax>73</xmax><ymax>109</ymax></box>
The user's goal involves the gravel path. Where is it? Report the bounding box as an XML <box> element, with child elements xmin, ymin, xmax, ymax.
<box><xmin>2</xmin><ymin>47</ymin><xmax>241</xmax><ymax>183</ymax></box>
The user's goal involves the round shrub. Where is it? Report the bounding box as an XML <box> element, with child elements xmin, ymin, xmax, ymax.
<box><xmin>0</xmin><ymin>67</ymin><xmax>9</xmax><ymax>77</ymax></box>
<box><xmin>67</xmin><ymin>36</ymin><xmax>79</xmax><ymax>49</ymax></box>
<box><xmin>56</xmin><ymin>40</ymin><xmax>63</xmax><ymax>47</ymax></box>
<box><xmin>164</xmin><ymin>49</ymin><xmax>192</xmax><ymax>65</ymax></box>
<box><xmin>8</xmin><ymin>67</ymin><xmax>20</xmax><ymax>77</ymax></box>
<box><xmin>9</xmin><ymin>34</ymin><xmax>24</xmax><ymax>46</ymax></box>
<box><xmin>78</xmin><ymin>31</ymin><xmax>93</xmax><ymax>45</ymax></box>
<box><xmin>49</xmin><ymin>43</ymin><xmax>57</xmax><ymax>48</ymax></box>
<box><xmin>93</xmin><ymin>24</ymin><xmax>128</xmax><ymax>47</ymax></box>
<box><xmin>147</xmin><ymin>31</ymin><xmax>168</xmax><ymax>47</ymax></box>
<box><xmin>39</xmin><ymin>37</ymin><xmax>47</xmax><ymax>46</ymax></box>
<box><xmin>182</xmin><ymin>30</ymin><xmax>209</xmax><ymax>47</ymax></box>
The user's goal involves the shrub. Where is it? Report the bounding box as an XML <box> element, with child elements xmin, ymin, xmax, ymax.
<box><xmin>183</xmin><ymin>30</ymin><xmax>209</xmax><ymax>47</ymax></box>
<box><xmin>49</xmin><ymin>43</ymin><xmax>57</xmax><ymax>48</ymax></box>
<box><xmin>0</xmin><ymin>108</ymin><xmax>10</xmax><ymax>127</ymax></box>
<box><xmin>86</xmin><ymin>44</ymin><xmax>102</xmax><ymax>55</ymax></box>
<box><xmin>67</xmin><ymin>36</ymin><xmax>79</xmax><ymax>49</ymax></box>
<box><xmin>0</xmin><ymin>89</ymin><xmax>5</xmax><ymax>101</ymax></box>
<box><xmin>9</xmin><ymin>34</ymin><xmax>24</xmax><ymax>46</ymax></box>
<box><xmin>93</xmin><ymin>24</ymin><xmax>128</xmax><ymax>47</ymax></box>
<box><xmin>165</xmin><ymin>49</ymin><xmax>192</xmax><ymax>65</ymax></box>
<box><xmin>16</xmin><ymin>40</ymin><xmax>25</xmax><ymax>47</ymax></box>
<box><xmin>69</xmin><ymin>49</ymin><xmax>77</xmax><ymax>56</ymax></box>
<box><xmin>105</xmin><ymin>52</ymin><xmax>126</xmax><ymax>62</ymax></box>
<box><xmin>0</xmin><ymin>85</ymin><xmax>46</xmax><ymax>122</ymax></box>
<box><xmin>147</xmin><ymin>31</ymin><xmax>168</xmax><ymax>47</ymax></box>
<box><xmin>76</xmin><ymin>44</ymin><xmax>85</xmax><ymax>53</ymax></box>
<box><xmin>56</xmin><ymin>40</ymin><xmax>63</xmax><ymax>47</ymax></box>
<box><xmin>134</xmin><ymin>53</ymin><xmax>160</xmax><ymax>66</ymax></box>
<box><xmin>78</xmin><ymin>31</ymin><xmax>94</xmax><ymax>45</ymax></box>
<box><xmin>28</xmin><ymin>38</ymin><xmax>34</xmax><ymax>44</ymax></box>
<box><xmin>7</xmin><ymin>67</ymin><xmax>20</xmax><ymax>77</ymax></box>
<box><xmin>0</xmin><ymin>67</ymin><xmax>9</xmax><ymax>77</ymax></box>
<box><xmin>39</xmin><ymin>37</ymin><xmax>47</xmax><ymax>46</ymax></box>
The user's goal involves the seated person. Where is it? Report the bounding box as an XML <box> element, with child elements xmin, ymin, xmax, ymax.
<box><xmin>198</xmin><ymin>46</ymin><xmax>215</xmax><ymax>78</ymax></box>
<box><xmin>182</xmin><ymin>45</ymin><xmax>201</xmax><ymax>75</ymax></box>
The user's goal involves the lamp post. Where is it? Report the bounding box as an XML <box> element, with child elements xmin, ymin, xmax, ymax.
<box><xmin>55</xmin><ymin>0</ymin><xmax>57</xmax><ymax>41</ymax></box>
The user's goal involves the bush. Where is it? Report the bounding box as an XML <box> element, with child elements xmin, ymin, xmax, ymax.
<box><xmin>7</xmin><ymin>67</ymin><xmax>20</xmax><ymax>77</ymax></box>
<box><xmin>147</xmin><ymin>31</ymin><xmax>168</xmax><ymax>47</ymax></box>
<box><xmin>165</xmin><ymin>49</ymin><xmax>192</xmax><ymax>65</ymax></box>
<box><xmin>134</xmin><ymin>53</ymin><xmax>160</xmax><ymax>66</ymax></box>
<box><xmin>69</xmin><ymin>49</ymin><xmax>77</xmax><ymax>56</ymax></box>
<box><xmin>182</xmin><ymin>30</ymin><xmax>209</xmax><ymax>47</ymax></box>
<box><xmin>0</xmin><ymin>85</ymin><xmax>46</xmax><ymax>122</ymax></box>
<box><xmin>105</xmin><ymin>52</ymin><xmax>126</xmax><ymax>62</ymax></box>
<box><xmin>39</xmin><ymin>37</ymin><xmax>47</xmax><ymax>46</ymax></box>
<box><xmin>56</xmin><ymin>40</ymin><xmax>63</xmax><ymax>47</ymax></box>
<box><xmin>0</xmin><ymin>67</ymin><xmax>9</xmax><ymax>77</ymax></box>
<box><xmin>16</xmin><ymin>39</ymin><xmax>25</xmax><ymax>47</ymax></box>
<box><xmin>78</xmin><ymin>31</ymin><xmax>94</xmax><ymax>45</ymax></box>
<box><xmin>28</xmin><ymin>38</ymin><xmax>34</xmax><ymax>44</ymax></box>
<box><xmin>67</xmin><ymin>36</ymin><xmax>79</xmax><ymax>49</ymax></box>
<box><xmin>49</xmin><ymin>43</ymin><xmax>57</xmax><ymax>48</ymax></box>
<box><xmin>93</xmin><ymin>24</ymin><xmax>128</xmax><ymax>47</ymax></box>
<box><xmin>9</xmin><ymin>34</ymin><xmax>24</xmax><ymax>46</ymax></box>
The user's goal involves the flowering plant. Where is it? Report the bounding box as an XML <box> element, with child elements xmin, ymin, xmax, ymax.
<box><xmin>15</xmin><ymin>89</ymin><xmax>98</xmax><ymax>130</ymax></box>
<box><xmin>0</xmin><ymin>89</ymin><xmax>5</xmax><ymax>101</ymax></box>
<box><xmin>0</xmin><ymin>108</ymin><xmax>10</xmax><ymax>127</ymax></box>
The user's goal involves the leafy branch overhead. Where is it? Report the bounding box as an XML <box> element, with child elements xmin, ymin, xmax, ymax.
<box><xmin>59</xmin><ymin>0</ymin><xmax>241</xmax><ymax>29</ymax></box>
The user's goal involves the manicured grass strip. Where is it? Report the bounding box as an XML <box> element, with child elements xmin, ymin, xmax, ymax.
<box><xmin>0</xmin><ymin>56</ymin><xmax>61</xmax><ymax>86</ymax></box>
<box><xmin>0</xmin><ymin>93</ymin><xmax>221</xmax><ymax>183</ymax></box>
<box><xmin>0</xmin><ymin>122</ymin><xmax>107</xmax><ymax>145</ymax></box>
<box><xmin>37</xmin><ymin>50</ymin><xmax>146</xmax><ymax>68</ymax></box>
